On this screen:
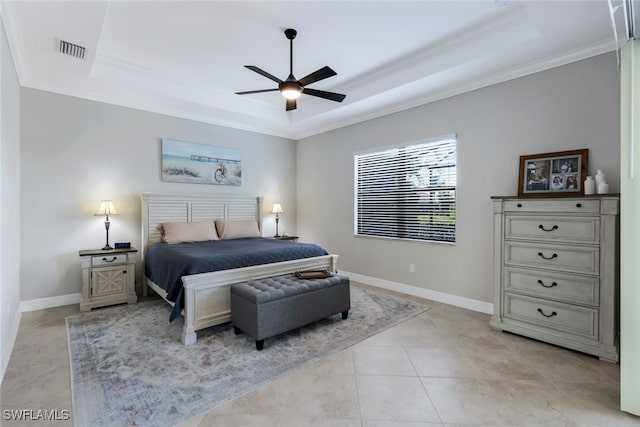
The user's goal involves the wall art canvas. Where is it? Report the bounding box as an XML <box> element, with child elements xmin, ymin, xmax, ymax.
<box><xmin>161</xmin><ymin>139</ymin><xmax>241</xmax><ymax>185</ymax></box>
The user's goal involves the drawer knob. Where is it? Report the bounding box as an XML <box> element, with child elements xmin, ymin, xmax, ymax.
<box><xmin>102</xmin><ymin>257</ymin><xmax>117</xmax><ymax>263</ymax></box>
<box><xmin>538</xmin><ymin>224</ymin><xmax>558</xmax><ymax>232</ymax></box>
<box><xmin>537</xmin><ymin>308</ymin><xmax>557</xmax><ymax>318</ymax></box>
<box><xmin>576</xmin><ymin>203</ymin><xmax>582</xmax><ymax>208</ymax></box>
<box><xmin>517</xmin><ymin>203</ymin><xmax>523</xmax><ymax>208</ymax></box>
<box><xmin>537</xmin><ymin>252</ymin><xmax>558</xmax><ymax>260</ymax></box>
<box><xmin>537</xmin><ymin>279</ymin><xmax>558</xmax><ymax>288</ymax></box>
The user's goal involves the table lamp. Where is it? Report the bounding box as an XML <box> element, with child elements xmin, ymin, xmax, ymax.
<box><xmin>95</xmin><ymin>200</ymin><xmax>118</xmax><ymax>250</ymax></box>
<box><xmin>271</xmin><ymin>203</ymin><xmax>283</xmax><ymax>237</ymax></box>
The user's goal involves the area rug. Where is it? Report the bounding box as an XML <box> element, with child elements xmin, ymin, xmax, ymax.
<box><xmin>66</xmin><ymin>286</ymin><xmax>429</xmax><ymax>426</ymax></box>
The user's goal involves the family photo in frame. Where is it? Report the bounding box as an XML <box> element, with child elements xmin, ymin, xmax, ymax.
<box><xmin>518</xmin><ymin>149</ymin><xmax>588</xmax><ymax>197</ymax></box>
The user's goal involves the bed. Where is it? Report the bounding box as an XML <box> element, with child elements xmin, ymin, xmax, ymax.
<box><xmin>141</xmin><ymin>193</ymin><xmax>339</xmax><ymax>345</ymax></box>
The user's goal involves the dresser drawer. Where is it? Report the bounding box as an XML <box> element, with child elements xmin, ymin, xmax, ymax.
<box><xmin>91</xmin><ymin>254</ymin><xmax>127</xmax><ymax>266</ymax></box>
<box><xmin>503</xmin><ymin>199</ymin><xmax>600</xmax><ymax>214</ymax></box>
<box><xmin>503</xmin><ymin>293</ymin><xmax>598</xmax><ymax>339</ymax></box>
<box><xmin>505</xmin><ymin>215</ymin><xmax>600</xmax><ymax>244</ymax></box>
<box><xmin>504</xmin><ymin>242</ymin><xmax>599</xmax><ymax>275</ymax></box>
<box><xmin>503</xmin><ymin>267</ymin><xmax>599</xmax><ymax>306</ymax></box>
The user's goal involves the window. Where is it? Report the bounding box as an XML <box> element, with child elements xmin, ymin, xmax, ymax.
<box><xmin>354</xmin><ymin>135</ymin><xmax>456</xmax><ymax>243</ymax></box>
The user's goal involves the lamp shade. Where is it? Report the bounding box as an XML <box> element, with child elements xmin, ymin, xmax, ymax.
<box><xmin>95</xmin><ymin>200</ymin><xmax>119</xmax><ymax>216</ymax></box>
<box><xmin>271</xmin><ymin>203</ymin><xmax>284</xmax><ymax>214</ymax></box>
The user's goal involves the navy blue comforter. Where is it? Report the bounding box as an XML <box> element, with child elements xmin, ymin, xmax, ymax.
<box><xmin>145</xmin><ymin>237</ymin><xmax>329</xmax><ymax>321</ymax></box>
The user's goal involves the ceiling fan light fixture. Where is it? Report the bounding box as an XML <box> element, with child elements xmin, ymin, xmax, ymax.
<box><xmin>236</xmin><ymin>28</ymin><xmax>346</xmax><ymax>111</ymax></box>
<box><xmin>280</xmin><ymin>82</ymin><xmax>302</xmax><ymax>100</ymax></box>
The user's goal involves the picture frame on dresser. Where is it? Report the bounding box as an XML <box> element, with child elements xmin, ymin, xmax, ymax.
<box><xmin>518</xmin><ymin>149</ymin><xmax>588</xmax><ymax>197</ymax></box>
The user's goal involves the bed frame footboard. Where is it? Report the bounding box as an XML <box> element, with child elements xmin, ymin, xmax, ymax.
<box><xmin>149</xmin><ymin>254</ymin><xmax>338</xmax><ymax>345</ymax></box>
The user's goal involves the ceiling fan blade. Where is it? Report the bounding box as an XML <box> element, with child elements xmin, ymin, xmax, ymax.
<box><xmin>245</xmin><ymin>66</ymin><xmax>283</xmax><ymax>84</ymax></box>
<box><xmin>302</xmin><ymin>88</ymin><xmax>346</xmax><ymax>103</ymax></box>
<box><xmin>286</xmin><ymin>98</ymin><xmax>297</xmax><ymax>111</ymax></box>
<box><xmin>235</xmin><ymin>88</ymin><xmax>279</xmax><ymax>95</ymax></box>
<box><xmin>297</xmin><ymin>66</ymin><xmax>337</xmax><ymax>87</ymax></box>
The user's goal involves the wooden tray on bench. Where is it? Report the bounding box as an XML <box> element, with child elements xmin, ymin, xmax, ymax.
<box><xmin>294</xmin><ymin>269</ymin><xmax>332</xmax><ymax>279</ymax></box>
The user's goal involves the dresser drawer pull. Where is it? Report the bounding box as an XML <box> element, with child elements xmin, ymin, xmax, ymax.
<box><xmin>537</xmin><ymin>252</ymin><xmax>558</xmax><ymax>260</ymax></box>
<box><xmin>537</xmin><ymin>308</ymin><xmax>557</xmax><ymax>318</ymax></box>
<box><xmin>576</xmin><ymin>203</ymin><xmax>582</xmax><ymax>208</ymax></box>
<box><xmin>538</xmin><ymin>224</ymin><xmax>559</xmax><ymax>232</ymax></box>
<box><xmin>537</xmin><ymin>279</ymin><xmax>558</xmax><ymax>288</ymax></box>
<box><xmin>102</xmin><ymin>257</ymin><xmax>117</xmax><ymax>263</ymax></box>
<box><xmin>517</xmin><ymin>203</ymin><xmax>523</xmax><ymax>208</ymax></box>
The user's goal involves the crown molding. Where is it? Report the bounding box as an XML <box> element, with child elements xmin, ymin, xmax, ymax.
<box><xmin>291</xmin><ymin>38</ymin><xmax>617</xmax><ymax>140</ymax></box>
<box><xmin>338</xmin><ymin>3</ymin><xmax>532</xmax><ymax>94</ymax></box>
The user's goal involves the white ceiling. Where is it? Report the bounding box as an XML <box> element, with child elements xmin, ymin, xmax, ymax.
<box><xmin>1</xmin><ymin>1</ymin><xmax>628</xmax><ymax>139</ymax></box>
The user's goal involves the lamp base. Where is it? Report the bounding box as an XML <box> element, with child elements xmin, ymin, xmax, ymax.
<box><xmin>102</xmin><ymin>220</ymin><xmax>113</xmax><ymax>250</ymax></box>
<box><xmin>274</xmin><ymin>234</ymin><xmax>281</xmax><ymax>238</ymax></box>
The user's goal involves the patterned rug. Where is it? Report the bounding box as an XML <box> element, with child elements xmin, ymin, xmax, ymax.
<box><xmin>66</xmin><ymin>286</ymin><xmax>429</xmax><ymax>426</ymax></box>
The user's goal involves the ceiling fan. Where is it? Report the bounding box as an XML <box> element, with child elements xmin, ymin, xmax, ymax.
<box><xmin>235</xmin><ymin>28</ymin><xmax>346</xmax><ymax>111</ymax></box>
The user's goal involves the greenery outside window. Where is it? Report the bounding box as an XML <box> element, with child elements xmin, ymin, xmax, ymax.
<box><xmin>354</xmin><ymin>135</ymin><xmax>457</xmax><ymax>243</ymax></box>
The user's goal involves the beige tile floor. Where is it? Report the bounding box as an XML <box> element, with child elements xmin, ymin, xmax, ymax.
<box><xmin>1</xmin><ymin>285</ymin><xmax>639</xmax><ymax>427</ymax></box>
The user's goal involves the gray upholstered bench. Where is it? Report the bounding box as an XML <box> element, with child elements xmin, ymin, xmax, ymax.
<box><xmin>230</xmin><ymin>273</ymin><xmax>350</xmax><ymax>350</ymax></box>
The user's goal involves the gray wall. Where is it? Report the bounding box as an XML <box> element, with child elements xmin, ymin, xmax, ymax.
<box><xmin>297</xmin><ymin>52</ymin><xmax>620</xmax><ymax>305</ymax></box>
<box><xmin>12</xmin><ymin>52</ymin><xmax>623</xmax><ymax>314</ymax></box>
<box><xmin>1</xmin><ymin>17</ymin><xmax>21</xmax><ymax>381</ymax></box>
<box><xmin>20</xmin><ymin>89</ymin><xmax>296</xmax><ymax>301</ymax></box>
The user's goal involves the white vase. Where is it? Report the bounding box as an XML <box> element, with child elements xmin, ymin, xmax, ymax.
<box><xmin>584</xmin><ymin>176</ymin><xmax>595</xmax><ymax>195</ymax></box>
<box><xmin>595</xmin><ymin>170</ymin><xmax>606</xmax><ymax>187</ymax></box>
<box><xmin>598</xmin><ymin>182</ymin><xmax>609</xmax><ymax>194</ymax></box>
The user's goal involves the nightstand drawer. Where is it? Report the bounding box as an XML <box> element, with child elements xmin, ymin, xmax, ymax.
<box><xmin>92</xmin><ymin>254</ymin><xmax>127</xmax><ymax>266</ymax></box>
<box><xmin>505</xmin><ymin>215</ymin><xmax>599</xmax><ymax>244</ymax></box>
<box><xmin>504</xmin><ymin>267</ymin><xmax>599</xmax><ymax>306</ymax></box>
<box><xmin>503</xmin><ymin>293</ymin><xmax>598</xmax><ymax>339</ymax></box>
<box><xmin>504</xmin><ymin>199</ymin><xmax>600</xmax><ymax>214</ymax></box>
<box><xmin>504</xmin><ymin>241</ymin><xmax>599</xmax><ymax>275</ymax></box>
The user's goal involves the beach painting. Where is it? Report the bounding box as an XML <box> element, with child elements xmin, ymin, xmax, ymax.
<box><xmin>161</xmin><ymin>139</ymin><xmax>241</xmax><ymax>186</ymax></box>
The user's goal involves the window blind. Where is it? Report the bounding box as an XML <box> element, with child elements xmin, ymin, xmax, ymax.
<box><xmin>354</xmin><ymin>136</ymin><xmax>456</xmax><ymax>243</ymax></box>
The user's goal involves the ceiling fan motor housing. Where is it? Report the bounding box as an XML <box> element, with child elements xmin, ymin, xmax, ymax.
<box><xmin>279</xmin><ymin>81</ymin><xmax>302</xmax><ymax>99</ymax></box>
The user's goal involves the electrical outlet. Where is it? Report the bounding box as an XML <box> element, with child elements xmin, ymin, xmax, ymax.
<box><xmin>409</xmin><ymin>264</ymin><xmax>415</xmax><ymax>273</ymax></box>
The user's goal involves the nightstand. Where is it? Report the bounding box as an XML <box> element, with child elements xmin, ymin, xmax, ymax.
<box><xmin>273</xmin><ymin>235</ymin><xmax>299</xmax><ymax>242</ymax></box>
<box><xmin>79</xmin><ymin>247</ymin><xmax>137</xmax><ymax>311</ymax></box>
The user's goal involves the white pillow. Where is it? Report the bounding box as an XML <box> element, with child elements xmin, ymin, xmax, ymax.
<box><xmin>215</xmin><ymin>219</ymin><xmax>260</xmax><ymax>239</ymax></box>
<box><xmin>161</xmin><ymin>221</ymin><xmax>219</xmax><ymax>244</ymax></box>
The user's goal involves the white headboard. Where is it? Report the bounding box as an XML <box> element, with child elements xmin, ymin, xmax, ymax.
<box><xmin>140</xmin><ymin>193</ymin><xmax>263</xmax><ymax>260</ymax></box>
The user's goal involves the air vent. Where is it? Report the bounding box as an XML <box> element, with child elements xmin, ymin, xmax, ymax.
<box><xmin>59</xmin><ymin>40</ymin><xmax>86</xmax><ymax>59</ymax></box>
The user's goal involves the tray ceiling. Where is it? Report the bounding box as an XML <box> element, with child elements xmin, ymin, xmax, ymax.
<box><xmin>1</xmin><ymin>1</ymin><xmax>626</xmax><ymax>139</ymax></box>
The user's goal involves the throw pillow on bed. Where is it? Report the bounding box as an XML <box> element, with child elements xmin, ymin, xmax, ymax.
<box><xmin>161</xmin><ymin>221</ymin><xmax>219</xmax><ymax>244</ymax></box>
<box><xmin>215</xmin><ymin>219</ymin><xmax>260</xmax><ymax>239</ymax></box>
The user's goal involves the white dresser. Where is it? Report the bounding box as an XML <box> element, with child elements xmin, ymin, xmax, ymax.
<box><xmin>490</xmin><ymin>196</ymin><xmax>619</xmax><ymax>362</ymax></box>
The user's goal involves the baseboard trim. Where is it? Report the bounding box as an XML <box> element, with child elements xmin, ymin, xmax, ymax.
<box><xmin>341</xmin><ymin>270</ymin><xmax>494</xmax><ymax>315</ymax></box>
<box><xmin>1</xmin><ymin>308</ymin><xmax>21</xmax><ymax>385</ymax></box>
<box><xmin>19</xmin><ymin>293</ymin><xmax>81</xmax><ymax>313</ymax></box>
<box><xmin>14</xmin><ymin>275</ymin><xmax>494</xmax><ymax>315</ymax></box>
